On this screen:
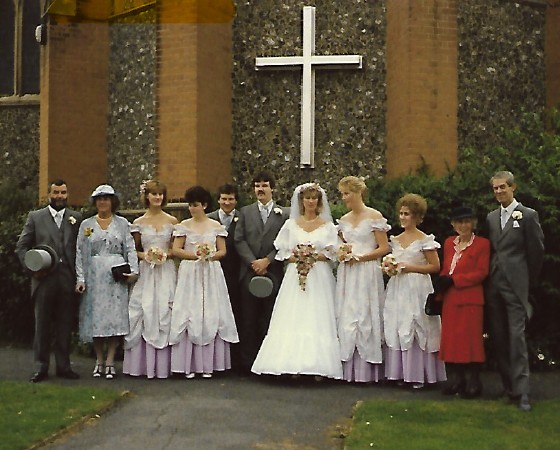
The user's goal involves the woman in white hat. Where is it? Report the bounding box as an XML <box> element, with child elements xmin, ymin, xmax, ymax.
<box><xmin>75</xmin><ymin>184</ymin><xmax>139</xmax><ymax>379</ymax></box>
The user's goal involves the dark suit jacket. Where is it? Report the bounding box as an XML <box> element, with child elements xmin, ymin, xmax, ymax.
<box><xmin>207</xmin><ymin>209</ymin><xmax>240</xmax><ymax>278</ymax></box>
<box><xmin>234</xmin><ymin>202</ymin><xmax>289</xmax><ymax>281</ymax></box>
<box><xmin>16</xmin><ymin>206</ymin><xmax>82</xmax><ymax>296</ymax></box>
<box><xmin>486</xmin><ymin>203</ymin><xmax>544</xmax><ymax>316</ymax></box>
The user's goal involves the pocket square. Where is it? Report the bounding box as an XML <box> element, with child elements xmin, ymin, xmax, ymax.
<box><xmin>513</xmin><ymin>220</ymin><xmax>520</xmax><ymax>228</ymax></box>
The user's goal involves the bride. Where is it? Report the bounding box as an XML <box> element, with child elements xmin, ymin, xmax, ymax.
<box><xmin>251</xmin><ymin>183</ymin><xmax>343</xmax><ymax>380</ymax></box>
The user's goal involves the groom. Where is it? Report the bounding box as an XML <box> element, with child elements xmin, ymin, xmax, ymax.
<box><xmin>235</xmin><ymin>171</ymin><xmax>288</xmax><ymax>372</ymax></box>
<box><xmin>16</xmin><ymin>179</ymin><xmax>82</xmax><ymax>382</ymax></box>
<box><xmin>485</xmin><ymin>170</ymin><xmax>544</xmax><ymax>411</ymax></box>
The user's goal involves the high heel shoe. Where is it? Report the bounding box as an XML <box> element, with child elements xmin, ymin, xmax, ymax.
<box><xmin>442</xmin><ymin>379</ymin><xmax>466</xmax><ymax>395</ymax></box>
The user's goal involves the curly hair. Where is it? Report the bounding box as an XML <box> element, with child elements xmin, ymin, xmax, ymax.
<box><xmin>396</xmin><ymin>193</ymin><xmax>428</xmax><ymax>223</ymax></box>
<box><xmin>298</xmin><ymin>184</ymin><xmax>323</xmax><ymax>216</ymax></box>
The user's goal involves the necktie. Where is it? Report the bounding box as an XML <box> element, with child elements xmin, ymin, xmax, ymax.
<box><xmin>500</xmin><ymin>208</ymin><xmax>507</xmax><ymax>230</ymax></box>
<box><xmin>55</xmin><ymin>211</ymin><xmax>63</xmax><ymax>228</ymax></box>
<box><xmin>223</xmin><ymin>214</ymin><xmax>233</xmax><ymax>230</ymax></box>
<box><xmin>261</xmin><ymin>205</ymin><xmax>269</xmax><ymax>224</ymax></box>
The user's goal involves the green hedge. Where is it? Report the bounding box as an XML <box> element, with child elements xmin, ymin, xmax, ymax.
<box><xmin>361</xmin><ymin>110</ymin><xmax>560</xmax><ymax>370</ymax></box>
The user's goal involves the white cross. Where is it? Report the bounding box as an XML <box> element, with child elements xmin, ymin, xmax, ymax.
<box><xmin>255</xmin><ymin>6</ymin><xmax>363</xmax><ymax>168</ymax></box>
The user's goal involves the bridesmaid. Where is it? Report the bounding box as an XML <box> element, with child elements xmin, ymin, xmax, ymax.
<box><xmin>169</xmin><ymin>186</ymin><xmax>238</xmax><ymax>378</ymax></box>
<box><xmin>335</xmin><ymin>176</ymin><xmax>390</xmax><ymax>383</ymax></box>
<box><xmin>383</xmin><ymin>193</ymin><xmax>446</xmax><ymax>389</ymax></box>
<box><xmin>123</xmin><ymin>180</ymin><xmax>178</xmax><ymax>379</ymax></box>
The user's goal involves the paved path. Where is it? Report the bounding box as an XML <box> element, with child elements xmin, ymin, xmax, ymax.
<box><xmin>2</xmin><ymin>346</ymin><xmax>559</xmax><ymax>449</ymax></box>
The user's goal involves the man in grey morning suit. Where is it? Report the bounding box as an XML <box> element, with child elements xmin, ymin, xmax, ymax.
<box><xmin>485</xmin><ymin>171</ymin><xmax>544</xmax><ymax>411</ymax></box>
<box><xmin>16</xmin><ymin>179</ymin><xmax>82</xmax><ymax>382</ymax></box>
<box><xmin>234</xmin><ymin>171</ymin><xmax>289</xmax><ymax>372</ymax></box>
<box><xmin>207</xmin><ymin>183</ymin><xmax>242</xmax><ymax>371</ymax></box>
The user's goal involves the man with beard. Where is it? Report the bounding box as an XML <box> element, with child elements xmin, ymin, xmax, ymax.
<box><xmin>16</xmin><ymin>179</ymin><xmax>82</xmax><ymax>382</ymax></box>
<box><xmin>234</xmin><ymin>171</ymin><xmax>289</xmax><ymax>372</ymax></box>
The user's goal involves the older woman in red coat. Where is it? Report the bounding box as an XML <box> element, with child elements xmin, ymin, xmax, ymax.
<box><xmin>437</xmin><ymin>206</ymin><xmax>490</xmax><ymax>398</ymax></box>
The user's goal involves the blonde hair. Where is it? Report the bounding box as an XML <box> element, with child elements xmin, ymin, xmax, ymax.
<box><xmin>396</xmin><ymin>193</ymin><xmax>428</xmax><ymax>223</ymax></box>
<box><xmin>338</xmin><ymin>176</ymin><xmax>367</xmax><ymax>196</ymax></box>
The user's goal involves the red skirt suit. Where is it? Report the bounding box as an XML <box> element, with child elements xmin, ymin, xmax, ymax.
<box><xmin>439</xmin><ymin>235</ymin><xmax>490</xmax><ymax>363</ymax></box>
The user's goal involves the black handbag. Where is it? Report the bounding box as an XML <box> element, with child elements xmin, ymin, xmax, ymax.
<box><xmin>111</xmin><ymin>263</ymin><xmax>131</xmax><ymax>282</ymax></box>
<box><xmin>425</xmin><ymin>293</ymin><xmax>442</xmax><ymax>316</ymax></box>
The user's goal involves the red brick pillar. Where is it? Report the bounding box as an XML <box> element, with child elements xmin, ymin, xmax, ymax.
<box><xmin>40</xmin><ymin>20</ymin><xmax>109</xmax><ymax>204</ymax></box>
<box><xmin>545</xmin><ymin>1</ymin><xmax>560</xmax><ymax>110</ymax></box>
<box><xmin>385</xmin><ymin>0</ymin><xmax>458</xmax><ymax>178</ymax></box>
<box><xmin>157</xmin><ymin>0</ymin><xmax>234</xmax><ymax>199</ymax></box>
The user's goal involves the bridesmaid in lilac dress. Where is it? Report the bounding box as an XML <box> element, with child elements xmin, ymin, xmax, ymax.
<box><xmin>123</xmin><ymin>180</ymin><xmax>178</xmax><ymax>379</ymax></box>
<box><xmin>383</xmin><ymin>193</ymin><xmax>447</xmax><ymax>389</ymax></box>
<box><xmin>169</xmin><ymin>186</ymin><xmax>238</xmax><ymax>378</ymax></box>
<box><xmin>335</xmin><ymin>176</ymin><xmax>391</xmax><ymax>383</ymax></box>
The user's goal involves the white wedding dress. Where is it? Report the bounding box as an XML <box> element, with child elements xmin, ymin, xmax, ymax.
<box><xmin>251</xmin><ymin>219</ymin><xmax>343</xmax><ymax>379</ymax></box>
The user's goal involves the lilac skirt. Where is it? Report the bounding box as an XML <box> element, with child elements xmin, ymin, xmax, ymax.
<box><xmin>171</xmin><ymin>333</ymin><xmax>231</xmax><ymax>375</ymax></box>
<box><xmin>385</xmin><ymin>340</ymin><xmax>447</xmax><ymax>384</ymax></box>
<box><xmin>343</xmin><ymin>349</ymin><xmax>384</xmax><ymax>383</ymax></box>
<box><xmin>123</xmin><ymin>339</ymin><xmax>171</xmax><ymax>379</ymax></box>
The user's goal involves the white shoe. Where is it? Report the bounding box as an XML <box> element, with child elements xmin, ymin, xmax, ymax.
<box><xmin>92</xmin><ymin>363</ymin><xmax>103</xmax><ymax>378</ymax></box>
<box><xmin>185</xmin><ymin>373</ymin><xmax>195</xmax><ymax>379</ymax></box>
<box><xmin>202</xmin><ymin>373</ymin><xmax>212</xmax><ymax>379</ymax></box>
<box><xmin>412</xmin><ymin>382</ymin><xmax>425</xmax><ymax>390</ymax></box>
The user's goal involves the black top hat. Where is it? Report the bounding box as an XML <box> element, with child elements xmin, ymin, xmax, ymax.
<box><xmin>450</xmin><ymin>206</ymin><xmax>475</xmax><ymax>221</ymax></box>
<box><xmin>24</xmin><ymin>244</ymin><xmax>59</xmax><ymax>272</ymax></box>
<box><xmin>249</xmin><ymin>272</ymin><xmax>278</xmax><ymax>298</ymax></box>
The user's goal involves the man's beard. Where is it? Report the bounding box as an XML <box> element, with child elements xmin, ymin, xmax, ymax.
<box><xmin>49</xmin><ymin>198</ymin><xmax>67</xmax><ymax>211</ymax></box>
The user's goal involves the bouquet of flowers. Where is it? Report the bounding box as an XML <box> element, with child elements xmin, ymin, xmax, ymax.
<box><xmin>293</xmin><ymin>243</ymin><xmax>319</xmax><ymax>291</ymax></box>
<box><xmin>381</xmin><ymin>253</ymin><xmax>401</xmax><ymax>277</ymax></box>
<box><xmin>195</xmin><ymin>243</ymin><xmax>215</xmax><ymax>262</ymax></box>
<box><xmin>145</xmin><ymin>246</ymin><xmax>167</xmax><ymax>267</ymax></box>
<box><xmin>337</xmin><ymin>243</ymin><xmax>356</xmax><ymax>263</ymax></box>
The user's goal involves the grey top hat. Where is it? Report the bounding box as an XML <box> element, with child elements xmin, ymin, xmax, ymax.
<box><xmin>24</xmin><ymin>244</ymin><xmax>59</xmax><ymax>272</ymax></box>
<box><xmin>249</xmin><ymin>272</ymin><xmax>278</xmax><ymax>298</ymax></box>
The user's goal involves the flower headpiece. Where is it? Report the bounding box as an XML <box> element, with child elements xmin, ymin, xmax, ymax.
<box><xmin>139</xmin><ymin>179</ymin><xmax>149</xmax><ymax>196</ymax></box>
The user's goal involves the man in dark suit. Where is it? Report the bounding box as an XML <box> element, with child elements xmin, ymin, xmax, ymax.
<box><xmin>207</xmin><ymin>183</ymin><xmax>242</xmax><ymax>371</ymax></box>
<box><xmin>16</xmin><ymin>179</ymin><xmax>82</xmax><ymax>382</ymax></box>
<box><xmin>234</xmin><ymin>171</ymin><xmax>288</xmax><ymax>372</ymax></box>
<box><xmin>485</xmin><ymin>170</ymin><xmax>544</xmax><ymax>411</ymax></box>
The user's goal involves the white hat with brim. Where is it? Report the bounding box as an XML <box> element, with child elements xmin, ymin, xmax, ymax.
<box><xmin>91</xmin><ymin>184</ymin><xmax>116</xmax><ymax>198</ymax></box>
<box><xmin>24</xmin><ymin>245</ymin><xmax>59</xmax><ymax>272</ymax></box>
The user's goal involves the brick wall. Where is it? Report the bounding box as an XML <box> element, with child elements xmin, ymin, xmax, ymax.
<box><xmin>157</xmin><ymin>0</ymin><xmax>233</xmax><ymax>200</ymax></box>
<box><xmin>40</xmin><ymin>22</ymin><xmax>109</xmax><ymax>204</ymax></box>
<box><xmin>386</xmin><ymin>0</ymin><xmax>458</xmax><ymax>178</ymax></box>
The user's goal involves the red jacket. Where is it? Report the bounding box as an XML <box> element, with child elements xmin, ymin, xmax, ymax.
<box><xmin>440</xmin><ymin>235</ymin><xmax>490</xmax><ymax>306</ymax></box>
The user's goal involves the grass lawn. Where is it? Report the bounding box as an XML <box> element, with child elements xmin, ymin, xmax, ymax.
<box><xmin>345</xmin><ymin>398</ymin><xmax>560</xmax><ymax>450</ymax></box>
<box><xmin>0</xmin><ymin>380</ymin><xmax>124</xmax><ymax>450</ymax></box>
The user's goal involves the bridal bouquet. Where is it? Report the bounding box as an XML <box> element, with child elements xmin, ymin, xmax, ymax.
<box><xmin>337</xmin><ymin>243</ymin><xmax>356</xmax><ymax>262</ymax></box>
<box><xmin>145</xmin><ymin>246</ymin><xmax>167</xmax><ymax>267</ymax></box>
<box><xmin>195</xmin><ymin>243</ymin><xmax>215</xmax><ymax>261</ymax></box>
<box><xmin>381</xmin><ymin>253</ymin><xmax>401</xmax><ymax>277</ymax></box>
<box><xmin>293</xmin><ymin>243</ymin><xmax>319</xmax><ymax>291</ymax></box>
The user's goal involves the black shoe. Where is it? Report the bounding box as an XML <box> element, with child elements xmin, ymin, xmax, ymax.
<box><xmin>30</xmin><ymin>371</ymin><xmax>49</xmax><ymax>383</ymax></box>
<box><xmin>519</xmin><ymin>394</ymin><xmax>532</xmax><ymax>412</ymax></box>
<box><xmin>462</xmin><ymin>381</ymin><xmax>483</xmax><ymax>399</ymax></box>
<box><xmin>56</xmin><ymin>370</ymin><xmax>80</xmax><ymax>380</ymax></box>
<box><xmin>442</xmin><ymin>379</ymin><xmax>466</xmax><ymax>395</ymax></box>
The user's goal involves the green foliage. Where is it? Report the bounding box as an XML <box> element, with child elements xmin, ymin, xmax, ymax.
<box><xmin>366</xmin><ymin>110</ymin><xmax>560</xmax><ymax>367</ymax></box>
<box><xmin>0</xmin><ymin>182</ymin><xmax>37</xmax><ymax>342</ymax></box>
<box><xmin>345</xmin><ymin>399</ymin><xmax>560</xmax><ymax>449</ymax></box>
<box><xmin>0</xmin><ymin>381</ymin><xmax>121</xmax><ymax>450</ymax></box>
